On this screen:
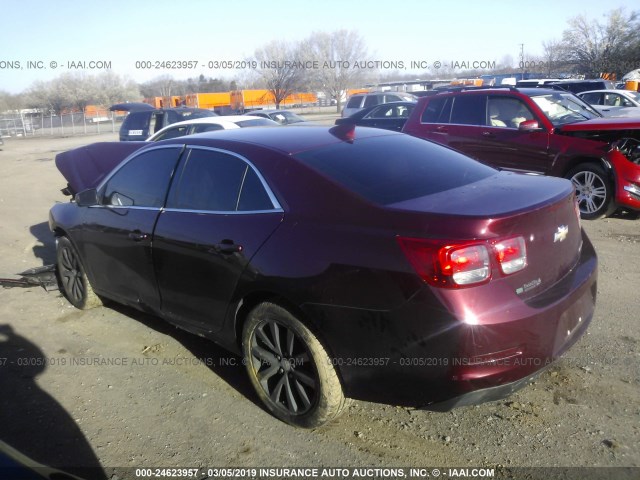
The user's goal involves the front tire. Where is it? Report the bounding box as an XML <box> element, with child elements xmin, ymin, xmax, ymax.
<box><xmin>56</xmin><ymin>236</ymin><xmax>102</xmax><ymax>310</ymax></box>
<box><xmin>242</xmin><ymin>302</ymin><xmax>349</xmax><ymax>428</ymax></box>
<box><xmin>567</xmin><ymin>164</ymin><xmax>615</xmax><ymax>220</ymax></box>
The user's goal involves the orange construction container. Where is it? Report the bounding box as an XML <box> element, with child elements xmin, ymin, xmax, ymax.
<box><xmin>231</xmin><ymin>90</ymin><xmax>317</xmax><ymax>111</ymax></box>
<box><xmin>625</xmin><ymin>80</ymin><xmax>639</xmax><ymax>91</ymax></box>
<box><xmin>185</xmin><ymin>93</ymin><xmax>231</xmax><ymax>109</ymax></box>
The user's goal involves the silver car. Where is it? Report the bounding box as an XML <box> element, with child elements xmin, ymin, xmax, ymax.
<box><xmin>341</xmin><ymin>92</ymin><xmax>416</xmax><ymax>118</ymax></box>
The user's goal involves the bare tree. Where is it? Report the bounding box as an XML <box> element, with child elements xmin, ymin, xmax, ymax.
<box><xmin>252</xmin><ymin>40</ymin><xmax>308</xmax><ymax>109</ymax></box>
<box><xmin>541</xmin><ymin>39</ymin><xmax>565</xmax><ymax>77</ymax></box>
<box><xmin>26</xmin><ymin>80</ymin><xmax>70</xmax><ymax>114</ymax></box>
<box><xmin>304</xmin><ymin>30</ymin><xmax>371</xmax><ymax>112</ymax></box>
<box><xmin>95</xmin><ymin>72</ymin><xmax>140</xmax><ymax>106</ymax></box>
<box><xmin>0</xmin><ymin>90</ymin><xmax>25</xmax><ymax>112</ymax></box>
<box><xmin>22</xmin><ymin>72</ymin><xmax>141</xmax><ymax>114</ymax></box>
<box><xmin>139</xmin><ymin>75</ymin><xmax>178</xmax><ymax>99</ymax></box>
<box><xmin>53</xmin><ymin>73</ymin><xmax>100</xmax><ymax>112</ymax></box>
<box><xmin>560</xmin><ymin>8</ymin><xmax>640</xmax><ymax>77</ymax></box>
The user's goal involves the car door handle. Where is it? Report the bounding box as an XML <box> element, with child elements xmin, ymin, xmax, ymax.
<box><xmin>482</xmin><ymin>131</ymin><xmax>495</xmax><ymax>137</ymax></box>
<box><xmin>436</xmin><ymin>125</ymin><xmax>448</xmax><ymax>132</ymax></box>
<box><xmin>212</xmin><ymin>241</ymin><xmax>243</xmax><ymax>254</ymax></box>
<box><xmin>128</xmin><ymin>231</ymin><xmax>149</xmax><ymax>242</ymax></box>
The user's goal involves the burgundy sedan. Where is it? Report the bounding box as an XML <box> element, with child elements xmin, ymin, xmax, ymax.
<box><xmin>50</xmin><ymin>126</ymin><xmax>597</xmax><ymax>428</ymax></box>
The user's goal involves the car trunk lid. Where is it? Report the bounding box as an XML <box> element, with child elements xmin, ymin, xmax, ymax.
<box><xmin>389</xmin><ymin>172</ymin><xmax>582</xmax><ymax>298</ymax></box>
<box><xmin>55</xmin><ymin>142</ymin><xmax>147</xmax><ymax>195</ymax></box>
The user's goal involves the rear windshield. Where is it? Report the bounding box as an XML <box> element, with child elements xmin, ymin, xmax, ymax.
<box><xmin>295</xmin><ymin>134</ymin><xmax>495</xmax><ymax>205</ymax></box>
<box><xmin>123</xmin><ymin>112</ymin><xmax>150</xmax><ymax>130</ymax></box>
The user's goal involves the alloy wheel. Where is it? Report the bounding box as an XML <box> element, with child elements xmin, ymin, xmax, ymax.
<box><xmin>58</xmin><ymin>243</ymin><xmax>86</xmax><ymax>305</ymax></box>
<box><xmin>571</xmin><ymin>170</ymin><xmax>608</xmax><ymax>215</ymax></box>
<box><xmin>249</xmin><ymin>318</ymin><xmax>318</xmax><ymax>415</ymax></box>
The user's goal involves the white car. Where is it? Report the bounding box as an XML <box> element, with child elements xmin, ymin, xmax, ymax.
<box><xmin>578</xmin><ymin>89</ymin><xmax>640</xmax><ymax>107</ymax></box>
<box><xmin>578</xmin><ymin>89</ymin><xmax>640</xmax><ymax>117</ymax></box>
<box><xmin>146</xmin><ymin>115</ymin><xmax>279</xmax><ymax>141</ymax></box>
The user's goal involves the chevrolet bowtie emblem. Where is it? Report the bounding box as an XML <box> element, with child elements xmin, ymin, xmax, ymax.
<box><xmin>554</xmin><ymin>225</ymin><xmax>569</xmax><ymax>243</ymax></box>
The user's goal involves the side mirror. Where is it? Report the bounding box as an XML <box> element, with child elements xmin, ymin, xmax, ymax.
<box><xmin>518</xmin><ymin>119</ymin><xmax>542</xmax><ymax>132</ymax></box>
<box><xmin>75</xmin><ymin>188</ymin><xmax>99</xmax><ymax>207</ymax></box>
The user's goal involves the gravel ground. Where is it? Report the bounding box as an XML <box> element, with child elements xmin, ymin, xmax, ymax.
<box><xmin>0</xmin><ymin>132</ymin><xmax>638</xmax><ymax>480</ymax></box>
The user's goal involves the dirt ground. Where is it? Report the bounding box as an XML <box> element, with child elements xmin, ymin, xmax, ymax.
<box><xmin>0</xmin><ymin>132</ymin><xmax>638</xmax><ymax>479</ymax></box>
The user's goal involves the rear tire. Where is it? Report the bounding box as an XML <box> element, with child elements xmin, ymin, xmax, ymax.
<box><xmin>566</xmin><ymin>164</ymin><xmax>615</xmax><ymax>220</ymax></box>
<box><xmin>56</xmin><ymin>236</ymin><xmax>102</xmax><ymax>310</ymax></box>
<box><xmin>242</xmin><ymin>302</ymin><xmax>349</xmax><ymax>428</ymax></box>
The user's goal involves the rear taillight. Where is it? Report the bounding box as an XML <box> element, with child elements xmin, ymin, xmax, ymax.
<box><xmin>440</xmin><ymin>244</ymin><xmax>490</xmax><ymax>285</ymax></box>
<box><xmin>573</xmin><ymin>196</ymin><xmax>582</xmax><ymax>228</ymax></box>
<box><xmin>397</xmin><ymin>235</ymin><xmax>527</xmax><ymax>288</ymax></box>
<box><xmin>494</xmin><ymin>236</ymin><xmax>527</xmax><ymax>275</ymax></box>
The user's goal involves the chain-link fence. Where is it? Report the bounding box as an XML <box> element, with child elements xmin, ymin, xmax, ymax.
<box><xmin>0</xmin><ymin>110</ymin><xmax>125</xmax><ymax>138</ymax></box>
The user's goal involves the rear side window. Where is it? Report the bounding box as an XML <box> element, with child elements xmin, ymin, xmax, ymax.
<box><xmin>237</xmin><ymin>168</ymin><xmax>274</xmax><ymax>211</ymax></box>
<box><xmin>102</xmin><ymin>147</ymin><xmax>181</xmax><ymax>207</ymax></box>
<box><xmin>346</xmin><ymin>96</ymin><xmax>363</xmax><ymax>108</ymax></box>
<box><xmin>296</xmin><ymin>135</ymin><xmax>495</xmax><ymax>205</ymax></box>
<box><xmin>177</xmin><ymin>110</ymin><xmax>216</xmax><ymax>121</ymax></box>
<box><xmin>167</xmin><ymin>149</ymin><xmax>274</xmax><ymax>212</ymax></box>
<box><xmin>421</xmin><ymin>97</ymin><xmax>452</xmax><ymax>123</ymax></box>
<box><xmin>236</xmin><ymin>118</ymin><xmax>277</xmax><ymax>127</ymax></box>
<box><xmin>451</xmin><ymin>95</ymin><xmax>486</xmax><ymax>125</ymax></box>
<box><xmin>580</xmin><ymin>92</ymin><xmax>602</xmax><ymax>105</ymax></box>
<box><xmin>191</xmin><ymin>123</ymin><xmax>224</xmax><ymax>133</ymax></box>
<box><xmin>363</xmin><ymin>95</ymin><xmax>381</xmax><ymax>108</ymax></box>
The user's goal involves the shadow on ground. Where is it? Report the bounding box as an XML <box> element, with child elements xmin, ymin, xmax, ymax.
<box><xmin>104</xmin><ymin>301</ymin><xmax>260</xmax><ymax>409</ymax></box>
<box><xmin>30</xmin><ymin>221</ymin><xmax>57</xmax><ymax>266</ymax></box>
<box><xmin>0</xmin><ymin>324</ymin><xmax>107</xmax><ymax>479</ymax></box>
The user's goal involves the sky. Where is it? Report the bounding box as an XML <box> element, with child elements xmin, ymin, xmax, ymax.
<box><xmin>0</xmin><ymin>0</ymin><xmax>636</xmax><ymax>94</ymax></box>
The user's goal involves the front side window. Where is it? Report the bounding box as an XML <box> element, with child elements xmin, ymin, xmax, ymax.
<box><xmin>102</xmin><ymin>148</ymin><xmax>181</xmax><ymax>207</ymax></box>
<box><xmin>604</xmin><ymin>93</ymin><xmax>632</xmax><ymax>107</ymax></box>
<box><xmin>487</xmin><ymin>97</ymin><xmax>535</xmax><ymax>128</ymax></box>
<box><xmin>366</xmin><ymin>105</ymin><xmax>395</xmax><ymax>119</ymax></box>
<box><xmin>167</xmin><ymin>149</ymin><xmax>274</xmax><ymax>212</ymax></box>
<box><xmin>366</xmin><ymin>104</ymin><xmax>414</xmax><ymax>119</ymax></box>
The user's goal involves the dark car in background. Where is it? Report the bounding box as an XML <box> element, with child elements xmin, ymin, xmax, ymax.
<box><xmin>111</xmin><ymin>103</ymin><xmax>217</xmax><ymax>141</ymax></box>
<box><xmin>50</xmin><ymin>126</ymin><xmax>596</xmax><ymax>428</ymax></box>
<box><xmin>402</xmin><ymin>87</ymin><xmax>640</xmax><ymax>219</ymax></box>
<box><xmin>335</xmin><ymin>101</ymin><xmax>416</xmax><ymax>131</ymax></box>
<box><xmin>546</xmin><ymin>79</ymin><xmax>614</xmax><ymax>94</ymax></box>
